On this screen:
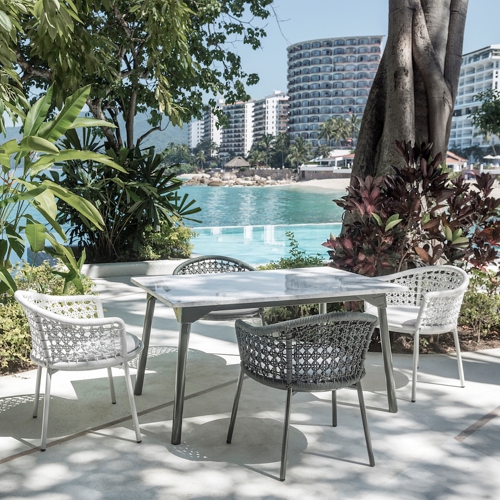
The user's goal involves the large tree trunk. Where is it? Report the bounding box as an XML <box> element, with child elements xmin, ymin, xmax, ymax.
<box><xmin>352</xmin><ymin>0</ymin><xmax>468</xmax><ymax>179</ymax></box>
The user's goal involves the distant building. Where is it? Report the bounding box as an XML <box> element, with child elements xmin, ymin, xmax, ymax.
<box><xmin>449</xmin><ymin>44</ymin><xmax>500</xmax><ymax>154</ymax></box>
<box><xmin>287</xmin><ymin>35</ymin><xmax>384</xmax><ymax>146</ymax></box>
<box><xmin>188</xmin><ymin>92</ymin><xmax>289</xmax><ymax>158</ymax></box>
<box><xmin>252</xmin><ymin>91</ymin><xmax>289</xmax><ymax>144</ymax></box>
<box><xmin>188</xmin><ymin>119</ymin><xmax>204</xmax><ymax>149</ymax></box>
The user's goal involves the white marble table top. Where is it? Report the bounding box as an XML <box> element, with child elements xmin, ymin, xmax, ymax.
<box><xmin>131</xmin><ymin>267</ymin><xmax>403</xmax><ymax>309</ymax></box>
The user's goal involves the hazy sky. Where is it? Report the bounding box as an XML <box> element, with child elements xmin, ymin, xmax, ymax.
<box><xmin>239</xmin><ymin>0</ymin><xmax>500</xmax><ymax>99</ymax></box>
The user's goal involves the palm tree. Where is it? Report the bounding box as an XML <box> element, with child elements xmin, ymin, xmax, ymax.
<box><xmin>345</xmin><ymin>114</ymin><xmax>362</xmax><ymax>148</ymax></box>
<box><xmin>318</xmin><ymin>118</ymin><xmax>337</xmax><ymax>146</ymax></box>
<box><xmin>274</xmin><ymin>132</ymin><xmax>290</xmax><ymax>168</ymax></box>
<box><xmin>257</xmin><ymin>134</ymin><xmax>275</xmax><ymax>167</ymax></box>
<box><xmin>286</xmin><ymin>136</ymin><xmax>313</xmax><ymax>168</ymax></box>
<box><xmin>316</xmin><ymin>143</ymin><xmax>332</xmax><ymax>158</ymax></box>
<box><xmin>195</xmin><ymin>150</ymin><xmax>206</xmax><ymax>169</ymax></box>
<box><xmin>247</xmin><ymin>149</ymin><xmax>266</xmax><ymax>167</ymax></box>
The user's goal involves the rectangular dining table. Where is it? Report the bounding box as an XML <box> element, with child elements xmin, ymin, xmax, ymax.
<box><xmin>131</xmin><ymin>266</ymin><xmax>405</xmax><ymax>445</ymax></box>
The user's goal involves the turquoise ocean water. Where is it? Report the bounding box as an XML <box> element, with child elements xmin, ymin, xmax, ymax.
<box><xmin>14</xmin><ymin>182</ymin><xmax>346</xmax><ymax>265</ymax></box>
<box><xmin>180</xmin><ymin>184</ymin><xmax>345</xmax><ymax>265</ymax></box>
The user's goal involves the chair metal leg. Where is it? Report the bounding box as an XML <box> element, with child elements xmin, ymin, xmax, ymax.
<box><xmin>40</xmin><ymin>369</ymin><xmax>53</xmax><ymax>451</ymax></box>
<box><xmin>357</xmin><ymin>381</ymin><xmax>375</xmax><ymax>467</ymax></box>
<box><xmin>33</xmin><ymin>366</ymin><xmax>43</xmax><ymax>418</ymax></box>
<box><xmin>107</xmin><ymin>367</ymin><xmax>116</xmax><ymax>404</ymax></box>
<box><xmin>412</xmin><ymin>331</ymin><xmax>420</xmax><ymax>402</ymax></box>
<box><xmin>227</xmin><ymin>367</ymin><xmax>245</xmax><ymax>444</ymax></box>
<box><xmin>280</xmin><ymin>387</ymin><xmax>293</xmax><ymax>481</ymax></box>
<box><xmin>332</xmin><ymin>390</ymin><xmax>337</xmax><ymax>427</ymax></box>
<box><xmin>452</xmin><ymin>327</ymin><xmax>465</xmax><ymax>387</ymax></box>
<box><xmin>123</xmin><ymin>362</ymin><xmax>142</xmax><ymax>443</ymax></box>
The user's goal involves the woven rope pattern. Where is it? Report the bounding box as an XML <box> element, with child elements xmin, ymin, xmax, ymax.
<box><xmin>383</xmin><ymin>267</ymin><xmax>468</xmax><ymax>329</ymax></box>
<box><xmin>235</xmin><ymin>312</ymin><xmax>378</xmax><ymax>391</ymax></box>
<box><xmin>17</xmin><ymin>292</ymin><xmax>125</xmax><ymax>367</ymax></box>
<box><xmin>385</xmin><ymin>267</ymin><xmax>465</xmax><ymax>306</ymax></box>
<box><xmin>174</xmin><ymin>255</ymin><xmax>255</xmax><ymax>275</ymax></box>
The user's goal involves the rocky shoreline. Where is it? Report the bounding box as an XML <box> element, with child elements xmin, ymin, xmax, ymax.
<box><xmin>183</xmin><ymin>170</ymin><xmax>299</xmax><ymax>187</ymax></box>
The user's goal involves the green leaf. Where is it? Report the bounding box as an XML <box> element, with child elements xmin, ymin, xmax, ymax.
<box><xmin>25</xmin><ymin>222</ymin><xmax>47</xmax><ymax>253</ymax></box>
<box><xmin>30</xmin><ymin>150</ymin><xmax>127</xmax><ymax>175</ymax></box>
<box><xmin>452</xmin><ymin>228</ymin><xmax>463</xmax><ymax>240</ymax></box>
<box><xmin>19</xmin><ymin>136</ymin><xmax>60</xmax><ymax>154</ymax></box>
<box><xmin>24</xmin><ymin>86</ymin><xmax>53</xmax><ymax>137</ymax></box>
<box><xmin>452</xmin><ymin>236</ymin><xmax>469</xmax><ymax>245</ymax></box>
<box><xmin>386</xmin><ymin>214</ymin><xmax>400</xmax><ymax>224</ymax></box>
<box><xmin>0</xmin><ymin>10</ymin><xmax>12</xmax><ymax>31</ymax></box>
<box><xmin>0</xmin><ymin>267</ymin><xmax>17</xmax><ymax>293</ymax></box>
<box><xmin>444</xmin><ymin>225</ymin><xmax>453</xmax><ymax>241</ymax></box>
<box><xmin>385</xmin><ymin>219</ymin><xmax>402</xmax><ymax>231</ymax></box>
<box><xmin>38</xmin><ymin>85</ymin><xmax>92</xmax><ymax>143</ymax></box>
<box><xmin>372</xmin><ymin>213</ymin><xmax>382</xmax><ymax>226</ymax></box>
<box><xmin>42</xmin><ymin>179</ymin><xmax>104</xmax><ymax>229</ymax></box>
<box><xmin>0</xmin><ymin>139</ymin><xmax>22</xmax><ymax>155</ymax></box>
<box><xmin>67</xmin><ymin>117</ymin><xmax>117</xmax><ymax>129</ymax></box>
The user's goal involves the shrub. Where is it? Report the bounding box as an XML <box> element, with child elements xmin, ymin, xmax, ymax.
<box><xmin>0</xmin><ymin>261</ymin><xmax>95</xmax><ymax>374</ymax></box>
<box><xmin>47</xmin><ymin>133</ymin><xmax>201</xmax><ymax>263</ymax></box>
<box><xmin>258</xmin><ymin>231</ymin><xmax>325</xmax><ymax>270</ymax></box>
<box><xmin>258</xmin><ymin>232</ymin><xmax>339</xmax><ymax>323</ymax></box>
<box><xmin>139</xmin><ymin>223</ymin><xmax>196</xmax><ymax>261</ymax></box>
<box><xmin>323</xmin><ymin>140</ymin><xmax>500</xmax><ymax>276</ymax></box>
<box><xmin>459</xmin><ymin>269</ymin><xmax>500</xmax><ymax>342</ymax></box>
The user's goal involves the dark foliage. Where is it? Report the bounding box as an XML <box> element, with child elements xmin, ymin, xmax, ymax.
<box><xmin>324</xmin><ymin>140</ymin><xmax>500</xmax><ymax>276</ymax></box>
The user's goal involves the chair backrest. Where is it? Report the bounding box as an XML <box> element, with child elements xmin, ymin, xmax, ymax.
<box><xmin>14</xmin><ymin>291</ymin><xmax>124</xmax><ymax>367</ymax></box>
<box><xmin>384</xmin><ymin>265</ymin><xmax>469</xmax><ymax>307</ymax></box>
<box><xmin>173</xmin><ymin>255</ymin><xmax>256</xmax><ymax>275</ymax></box>
<box><xmin>235</xmin><ymin>312</ymin><xmax>378</xmax><ymax>392</ymax></box>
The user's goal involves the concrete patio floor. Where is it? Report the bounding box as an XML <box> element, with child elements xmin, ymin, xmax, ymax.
<box><xmin>1</xmin><ymin>275</ymin><xmax>500</xmax><ymax>499</ymax></box>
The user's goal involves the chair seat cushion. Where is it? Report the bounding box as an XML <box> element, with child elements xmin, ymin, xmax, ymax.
<box><xmin>365</xmin><ymin>304</ymin><xmax>419</xmax><ymax>333</ymax></box>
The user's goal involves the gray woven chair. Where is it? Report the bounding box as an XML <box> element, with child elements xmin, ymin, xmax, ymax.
<box><xmin>14</xmin><ymin>291</ymin><xmax>143</xmax><ymax>451</ymax></box>
<box><xmin>227</xmin><ymin>311</ymin><xmax>379</xmax><ymax>481</ymax></box>
<box><xmin>364</xmin><ymin>265</ymin><xmax>469</xmax><ymax>402</ymax></box>
<box><xmin>173</xmin><ymin>255</ymin><xmax>264</xmax><ymax>322</ymax></box>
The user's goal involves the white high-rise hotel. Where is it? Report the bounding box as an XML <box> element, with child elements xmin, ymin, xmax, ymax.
<box><xmin>287</xmin><ymin>36</ymin><xmax>384</xmax><ymax>146</ymax></box>
<box><xmin>188</xmin><ymin>91</ymin><xmax>289</xmax><ymax>157</ymax></box>
<box><xmin>449</xmin><ymin>44</ymin><xmax>500</xmax><ymax>153</ymax></box>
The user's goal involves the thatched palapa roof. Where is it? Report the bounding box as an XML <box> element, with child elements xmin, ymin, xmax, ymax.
<box><xmin>224</xmin><ymin>156</ymin><xmax>250</xmax><ymax>168</ymax></box>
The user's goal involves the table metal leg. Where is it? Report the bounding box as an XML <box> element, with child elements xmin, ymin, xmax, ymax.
<box><xmin>319</xmin><ymin>303</ymin><xmax>327</xmax><ymax>314</ymax></box>
<box><xmin>378</xmin><ymin>306</ymin><xmax>398</xmax><ymax>413</ymax></box>
<box><xmin>172</xmin><ymin>322</ymin><xmax>191</xmax><ymax>445</ymax></box>
<box><xmin>134</xmin><ymin>294</ymin><xmax>156</xmax><ymax>396</ymax></box>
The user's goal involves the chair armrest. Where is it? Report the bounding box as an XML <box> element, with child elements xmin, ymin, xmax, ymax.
<box><xmin>415</xmin><ymin>288</ymin><xmax>466</xmax><ymax>331</ymax></box>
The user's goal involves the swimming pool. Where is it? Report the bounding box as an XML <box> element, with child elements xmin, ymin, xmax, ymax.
<box><xmin>192</xmin><ymin>223</ymin><xmax>341</xmax><ymax>266</ymax></box>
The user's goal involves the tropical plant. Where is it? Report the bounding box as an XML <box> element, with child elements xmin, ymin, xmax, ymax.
<box><xmin>286</xmin><ymin>136</ymin><xmax>313</xmax><ymax>167</ymax></box>
<box><xmin>345</xmin><ymin>114</ymin><xmax>361</xmax><ymax>147</ymax></box>
<box><xmin>47</xmin><ymin>133</ymin><xmax>201</xmax><ymax>263</ymax></box>
<box><xmin>318</xmin><ymin>118</ymin><xmax>337</xmax><ymax>147</ymax></box>
<box><xmin>259</xmin><ymin>231</ymin><xmax>329</xmax><ymax>323</ymax></box>
<box><xmin>459</xmin><ymin>268</ymin><xmax>500</xmax><ymax>342</ymax></box>
<box><xmin>273</xmin><ymin>132</ymin><xmax>291</xmax><ymax>168</ymax></box>
<box><xmin>8</xmin><ymin>0</ymin><xmax>273</xmax><ymax>153</ymax></box>
<box><xmin>323</xmin><ymin>140</ymin><xmax>500</xmax><ymax>276</ymax></box>
<box><xmin>247</xmin><ymin>148</ymin><xmax>266</xmax><ymax>167</ymax></box>
<box><xmin>0</xmin><ymin>260</ymin><xmax>95</xmax><ymax>374</ymax></box>
<box><xmin>470</xmin><ymin>89</ymin><xmax>500</xmax><ymax>155</ymax></box>
<box><xmin>139</xmin><ymin>222</ymin><xmax>196</xmax><ymax>261</ymax></box>
<box><xmin>256</xmin><ymin>134</ymin><xmax>275</xmax><ymax>167</ymax></box>
<box><xmin>0</xmin><ymin>85</ymin><xmax>122</xmax><ymax>293</ymax></box>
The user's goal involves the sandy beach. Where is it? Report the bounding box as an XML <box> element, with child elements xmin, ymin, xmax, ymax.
<box><xmin>298</xmin><ymin>177</ymin><xmax>500</xmax><ymax>198</ymax></box>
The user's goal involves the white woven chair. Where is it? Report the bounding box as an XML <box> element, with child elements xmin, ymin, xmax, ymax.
<box><xmin>227</xmin><ymin>312</ymin><xmax>379</xmax><ymax>481</ymax></box>
<box><xmin>364</xmin><ymin>265</ymin><xmax>469</xmax><ymax>402</ymax></box>
<box><xmin>173</xmin><ymin>255</ymin><xmax>264</xmax><ymax>322</ymax></box>
<box><xmin>14</xmin><ymin>290</ymin><xmax>143</xmax><ymax>450</ymax></box>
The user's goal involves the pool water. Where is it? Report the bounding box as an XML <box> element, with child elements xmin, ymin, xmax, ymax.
<box><xmin>192</xmin><ymin>223</ymin><xmax>341</xmax><ymax>266</ymax></box>
<box><xmin>182</xmin><ymin>185</ymin><xmax>346</xmax><ymax>265</ymax></box>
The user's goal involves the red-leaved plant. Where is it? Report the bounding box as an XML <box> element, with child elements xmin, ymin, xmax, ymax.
<box><xmin>323</xmin><ymin>140</ymin><xmax>500</xmax><ymax>276</ymax></box>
